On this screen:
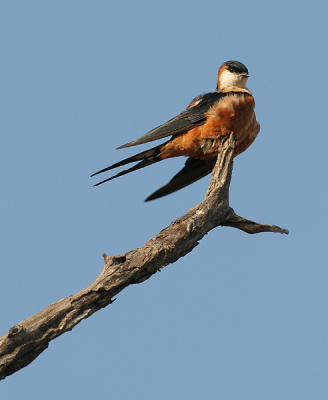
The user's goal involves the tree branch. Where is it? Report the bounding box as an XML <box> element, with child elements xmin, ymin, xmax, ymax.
<box><xmin>0</xmin><ymin>134</ymin><xmax>288</xmax><ymax>380</ymax></box>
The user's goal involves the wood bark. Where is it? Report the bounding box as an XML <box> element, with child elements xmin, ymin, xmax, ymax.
<box><xmin>0</xmin><ymin>134</ymin><xmax>288</xmax><ymax>380</ymax></box>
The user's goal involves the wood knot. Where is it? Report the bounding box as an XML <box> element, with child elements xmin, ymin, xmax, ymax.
<box><xmin>8</xmin><ymin>324</ymin><xmax>24</xmax><ymax>339</ymax></box>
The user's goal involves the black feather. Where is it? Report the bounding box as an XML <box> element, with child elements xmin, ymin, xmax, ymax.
<box><xmin>145</xmin><ymin>157</ymin><xmax>217</xmax><ymax>201</ymax></box>
<box><xmin>117</xmin><ymin>91</ymin><xmax>229</xmax><ymax>149</ymax></box>
<box><xmin>91</xmin><ymin>144</ymin><xmax>162</xmax><ymax>185</ymax></box>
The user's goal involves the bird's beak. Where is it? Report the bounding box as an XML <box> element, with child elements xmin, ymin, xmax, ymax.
<box><xmin>240</xmin><ymin>73</ymin><xmax>249</xmax><ymax>77</ymax></box>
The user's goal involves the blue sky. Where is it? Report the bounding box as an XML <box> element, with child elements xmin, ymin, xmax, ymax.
<box><xmin>1</xmin><ymin>1</ymin><xmax>328</xmax><ymax>399</ymax></box>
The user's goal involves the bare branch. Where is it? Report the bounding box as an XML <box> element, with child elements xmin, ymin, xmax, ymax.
<box><xmin>221</xmin><ymin>210</ymin><xmax>289</xmax><ymax>235</ymax></box>
<box><xmin>0</xmin><ymin>134</ymin><xmax>288</xmax><ymax>381</ymax></box>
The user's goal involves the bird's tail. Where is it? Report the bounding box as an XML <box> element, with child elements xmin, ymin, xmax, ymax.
<box><xmin>91</xmin><ymin>144</ymin><xmax>163</xmax><ymax>186</ymax></box>
<box><xmin>145</xmin><ymin>157</ymin><xmax>216</xmax><ymax>201</ymax></box>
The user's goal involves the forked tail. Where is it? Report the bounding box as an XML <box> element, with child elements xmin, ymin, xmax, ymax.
<box><xmin>91</xmin><ymin>144</ymin><xmax>163</xmax><ymax>186</ymax></box>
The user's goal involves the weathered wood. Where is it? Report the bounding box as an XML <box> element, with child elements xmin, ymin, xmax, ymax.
<box><xmin>0</xmin><ymin>134</ymin><xmax>288</xmax><ymax>381</ymax></box>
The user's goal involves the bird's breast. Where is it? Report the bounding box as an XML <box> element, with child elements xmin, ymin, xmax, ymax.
<box><xmin>160</xmin><ymin>93</ymin><xmax>258</xmax><ymax>160</ymax></box>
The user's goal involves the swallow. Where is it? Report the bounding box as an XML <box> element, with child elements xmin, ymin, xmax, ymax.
<box><xmin>91</xmin><ymin>60</ymin><xmax>260</xmax><ymax>201</ymax></box>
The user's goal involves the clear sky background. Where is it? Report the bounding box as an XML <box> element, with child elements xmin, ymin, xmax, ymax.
<box><xmin>1</xmin><ymin>1</ymin><xmax>327</xmax><ymax>399</ymax></box>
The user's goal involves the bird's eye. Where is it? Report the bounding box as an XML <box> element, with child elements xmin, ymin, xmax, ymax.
<box><xmin>228</xmin><ymin>67</ymin><xmax>234</xmax><ymax>72</ymax></box>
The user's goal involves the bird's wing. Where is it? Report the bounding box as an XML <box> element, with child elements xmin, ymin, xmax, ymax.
<box><xmin>117</xmin><ymin>91</ymin><xmax>228</xmax><ymax>149</ymax></box>
<box><xmin>145</xmin><ymin>157</ymin><xmax>217</xmax><ymax>201</ymax></box>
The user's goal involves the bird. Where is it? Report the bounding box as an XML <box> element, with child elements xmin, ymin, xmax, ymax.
<box><xmin>91</xmin><ymin>60</ymin><xmax>260</xmax><ymax>201</ymax></box>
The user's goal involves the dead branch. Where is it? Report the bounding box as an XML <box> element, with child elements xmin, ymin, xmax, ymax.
<box><xmin>0</xmin><ymin>134</ymin><xmax>288</xmax><ymax>381</ymax></box>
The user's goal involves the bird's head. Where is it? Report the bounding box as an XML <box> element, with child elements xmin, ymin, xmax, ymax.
<box><xmin>217</xmin><ymin>61</ymin><xmax>249</xmax><ymax>90</ymax></box>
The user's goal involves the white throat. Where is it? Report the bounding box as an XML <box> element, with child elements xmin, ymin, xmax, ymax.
<box><xmin>219</xmin><ymin>70</ymin><xmax>248</xmax><ymax>90</ymax></box>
